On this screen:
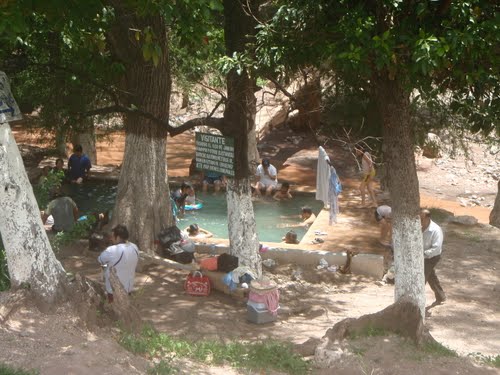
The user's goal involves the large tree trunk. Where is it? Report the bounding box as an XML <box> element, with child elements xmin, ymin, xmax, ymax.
<box><xmin>376</xmin><ymin>78</ymin><xmax>425</xmax><ymax>317</ymax></box>
<box><xmin>226</xmin><ymin>179</ymin><xmax>262</xmax><ymax>277</ymax></box>
<box><xmin>223</xmin><ymin>0</ymin><xmax>262</xmax><ymax>276</ymax></box>
<box><xmin>489</xmin><ymin>180</ymin><xmax>500</xmax><ymax>228</ymax></box>
<box><xmin>72</xmin><ymin>118</ymin><xmax>97</xmax><ymax>165</ymax></box>
<box><xmin>108</xmin><ymin>7</ymin><xmax>173</xmax><ymax>253</ymax></box>
<box><xmin>0</xmin><ymin>122</ymin><xmax>67</xmax><ymax>309</ymax></box>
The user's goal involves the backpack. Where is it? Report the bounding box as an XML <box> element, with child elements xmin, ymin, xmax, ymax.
<box><xmin>217</xmin><ymin>253</ymin><xmax>239</xmax><ymax>273</ymax></box>
<box><xmin>158</xmin><ymin>226</ymin><xmax>182</xmax><ymax>249</ymax></box>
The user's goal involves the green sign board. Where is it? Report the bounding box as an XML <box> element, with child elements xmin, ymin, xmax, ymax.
<box><xmin>195</xmin><ymin>132</ymin><xmax>235</xmax><ymax>177</ymax></box>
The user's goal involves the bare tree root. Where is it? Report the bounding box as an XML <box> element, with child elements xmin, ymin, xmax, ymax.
<box><xmin>108</xmin><ymin>269</ymin><xmax>142</xmax><ymax>333</ymax></box>
<box><xmin>68</xmin><ymin>272</ymin><xmax>142</xmax><ymax>333</ymax></box>
<box><xmin>323</xmin><ymin>298</ymin><xmax>437</xmax><ymax>346</ymax></box>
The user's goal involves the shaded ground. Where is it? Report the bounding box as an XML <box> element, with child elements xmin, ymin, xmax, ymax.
<box><xmin>1</xmin><ymin>123</ymin><xmax>499</xmax><ymax>374</ymax></box>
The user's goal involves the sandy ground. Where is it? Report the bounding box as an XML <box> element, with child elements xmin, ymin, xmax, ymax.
<box><xmin>1</xmin><ymin>124</ymin><xmax>499</xmax><ymax>374</ymax></box>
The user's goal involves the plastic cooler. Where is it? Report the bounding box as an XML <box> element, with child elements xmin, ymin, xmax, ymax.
<box><xmin>246</xmin><ymin>300</ymin><xmax>278</xmax><ymax>324</ymax></box>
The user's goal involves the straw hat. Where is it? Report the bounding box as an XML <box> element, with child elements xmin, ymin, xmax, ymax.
<box><xmin>250</xmin><ymin>278</ymin><xmax>277</xmax><ymax>294</ymax></box>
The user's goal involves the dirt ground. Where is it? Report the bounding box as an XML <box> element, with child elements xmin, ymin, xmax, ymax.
<box><xmin>1</xmin><ymin>124</ymin><xmax>499</xmax><ymax>374</ymax></box>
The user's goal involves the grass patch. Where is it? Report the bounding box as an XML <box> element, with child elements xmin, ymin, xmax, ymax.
<box><xmin>147</xmin><ymin>360</ymin><xmax>178</xmax><ymax>374</ymax></box>
<box><xmin>0</xmin><ymin>363</ymin><xmax>38</xmax><ymax>375</ymax></box>
<box><xmin>349</xmin><ymin>325</ymin><xmax>389</xmax><ymax>339</ymax></box>
<box><xmin>421</xmin><ymin>341</ymin><xmax>457</xmax><ymax>358</ymax></box>
<box><xmin>120</xmin><ymin>325</ymin><xmax>309</xmax><ymax>375</ymax></box>
<box><xmin>0</xmin><ymin>245</ymin><xmax>10</xmax><ymax>292</ymax></box>
<box><xmin>469</xmin><ymin>353</ymin><xmax>500</xmax><ymax>368</ymax></box>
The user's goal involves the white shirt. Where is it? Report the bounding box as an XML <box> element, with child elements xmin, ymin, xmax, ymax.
<box><xmin>98</xmin><ymin>242</ymin><xmax>139</xmax><ymax>294</ymax></box>
<box><xmin>422</xmin><ymin>220</ymin><xmax>443</xmax><ymax>259</ymax></box>
<box><xmin>256</xmin><ymin>164</ymin><xmax>277</xmax><ymax>186</ymax></box>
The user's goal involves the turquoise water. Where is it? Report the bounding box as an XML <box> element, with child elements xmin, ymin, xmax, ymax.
<box><xmin>62</xmin><ymin>181</ymin><xmax>322</xmax><ymax>242</ymax></box>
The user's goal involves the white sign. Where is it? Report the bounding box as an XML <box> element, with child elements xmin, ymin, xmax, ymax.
<box><xmin>0</xmin><ymin>71</ymin><xmax>22</xmax><ymax>123</ymax></box>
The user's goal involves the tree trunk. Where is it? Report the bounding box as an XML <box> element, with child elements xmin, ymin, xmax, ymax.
<box><xmin>291</xmin><ymin>74</ymin><xmax>322</xmax><ymax>132</ymax></box>
<box><xmin>490</xmin><ymin>180</ymin><xmax>500</xmax><ymax>228</ymax></box>
<box><xmin>375</xmin><ymin>78</ymin><xmax>425</xmax><ymax>317</ymax></box>
<box><xmin>72</xmin><ymin>118</ymin><xmax>97</xmax><ymax>165</ymax></box>
<box><xmin>107</xmin><ymin>8</ymin><xmax>173</xmax><ymax>253</ymax></box>
<box><xmin>223</xmin><ymin>0</ymin><xmax>262</xmax><ymax>275</ymax></box>
<box><xmin>54</xmin><ymin>125</ymin><xmax>68</xmax><ymax>156</ymax></box>
<box><xmin>226</xmin><ymin>179</ymin><xmax>262</xmax><ymax>277</ymax></box>
<box><xmin>0</xmin><ymin>122</ymin><xmax>67</xmax><ymax>309</ymax></box>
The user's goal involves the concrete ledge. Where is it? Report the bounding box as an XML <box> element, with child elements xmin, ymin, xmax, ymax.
<box><xmin>195</xmin><ymin>244</ymin><xmax>384</xmax><ymax>279</ymax></box>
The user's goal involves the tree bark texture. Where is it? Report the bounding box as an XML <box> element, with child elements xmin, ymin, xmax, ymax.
<box><xmin>375</xmin><ymin>78</ymin><xmax>425</xmax><ymax>317</ymax></box>
<box><xmin>290</xmin><ymin>75</ymin><xmax>322</xmax><ymax>132</ymax></box>
<box><xmin>107</xmin><ymin>7</ymin><xmax>173</xmax><ymax>253</ymax></box>
<box><xmin>489</xmin><ymin>180</ymin><xmax>500</xmax><ymax>228</ymax></box>
<box><xmin>223</xmin><ymin>0</ymin><xmax>262</xmax><ymax>276</ymax></box>
<box><xmin>0</xmin><ymin>122</ymin><xmax>67</xmax><ymax>308</ymax></box>
<box><xmin>226</xmin><ymin>178</ymin><xmax>262</xmax><ymax>277</ymax></box>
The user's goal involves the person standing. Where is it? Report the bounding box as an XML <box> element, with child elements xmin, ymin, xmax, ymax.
<box><xmin>98</xmin><ymin>225</ymin><xmax>139</xmax><ymax>303</ymax></box>
<box><xmin>254</xmin><ymin>158</ymin><xmax>278</xmax><ymax>197</ymax></box>
<box><xmin>420</xmin><ymin>209</ymin><xmax>446</xmax><ymax>305</ymax></box>
<box><xmin>355</xmin><ymin>145</ymin><xmax>378</xmax><ymax>207</ymax></box>
<box><xmin>67</xmin><ymin>144</ymin><xmax>92</xmax><ymax>183</ymax></box>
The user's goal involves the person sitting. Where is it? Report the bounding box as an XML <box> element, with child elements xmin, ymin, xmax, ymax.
<box><xmin>201</xmin><ymin>170</ymin><xmax>226</xmax><ymax>193</ymax></box>
<box><xmin>98</xmin><ymin>225</ymin><xmax>139</xmax><ymax>303</ymax></box>
<box><xmin>67</xmin><ymin>144</ymin><xmax>91</xmax><ymax>184</ymax></box>
<box><xmin>41</xmin><ymin>187</ymin><xmax>79</xmax><ymax>232</ymax></box>
<box><xmin>38</xmin><ymin>166</ymin><xmax>50</xmax><ymax>184</ymax></box>
<box><xmin>254</xmin><ymin>158</ymin><xmax>278</xmax><ymax>197</ymax></box>
<box><xmin>375</xmin><ymin>205</ymin><xmax>392</xmax><ymax>246</ymax></box>
<box><xmin>273</xmin><ymin>182</ymin><xmax>292</xmax><ymax>201</ymax></box>
<box><xmin>185</xmin><ymin>185</ymin><xmax>197</xmax><ymax>206</ymax></box>
<box><xmin>282</xmin><ymin>230</ymin><xmax>299</xmax><ymax>244</ymax></box>
<box><xmin>185</xmin><ymin>223</ymin><xmax>213</xmax><ymax>239</ymax></box>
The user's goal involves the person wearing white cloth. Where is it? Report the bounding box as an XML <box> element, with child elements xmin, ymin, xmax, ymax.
<box><xmin>98</xmin><ymin>224</ymin><xmax>139</xmax><ymax>303</ymax></box>
<box><xmin>254</xmin><ymin>158</ymin><xmax>278</xmax><ymax>197</ymax></box>
<box><xmin>420</xmin><ymin>209</ymin><xmax>446</xmax><ymax>305</ymax></box>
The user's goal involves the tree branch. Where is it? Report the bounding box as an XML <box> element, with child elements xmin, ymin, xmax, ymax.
<box><xmin>266</xmin><ymin>76</ymin><xmax>296</xmax><ymax>101</ymax></box>
<box><xmin>80</xmin><ymin>105</ymin><xmax>227</xmax><ymax>137</ymax></box>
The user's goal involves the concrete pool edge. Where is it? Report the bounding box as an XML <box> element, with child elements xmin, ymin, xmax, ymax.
<box><xmin>195</xmin><ymin>243</ymin><xmax>384</xmax><ymax>279</ymax></box>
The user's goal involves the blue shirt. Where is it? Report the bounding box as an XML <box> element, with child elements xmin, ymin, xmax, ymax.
<box><xmin>68</xmin><ymin>154</ymin><xmax>91</xmax><ymax>180</ymax></box>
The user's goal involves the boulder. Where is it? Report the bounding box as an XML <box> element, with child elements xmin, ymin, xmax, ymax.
<box><xmin>422</xmin><ymin>132</ymin><xmax>442</xmax><ymax>158</ymax></box>
<box><xmin>449</xmin><ymin>215</ymin><xmax>478</xmax><ymax>226</ymax></box>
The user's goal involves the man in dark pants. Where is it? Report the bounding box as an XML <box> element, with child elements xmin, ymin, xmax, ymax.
<box><xmin>420</xmin><ymin>209</ymin><xmax>446</xmax><ymax>305</ymax></box>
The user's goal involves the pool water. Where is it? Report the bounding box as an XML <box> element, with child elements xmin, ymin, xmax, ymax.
<box><xmin>61</xmin><ymin>181</ymin><xmax>322</xmax><ymax>242</ymax></box>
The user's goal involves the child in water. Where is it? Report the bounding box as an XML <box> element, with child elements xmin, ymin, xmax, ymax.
<box><xmin>273</xmin><ymin>182</ymin><xmax>293</xmax><ymax>201</ymax></box>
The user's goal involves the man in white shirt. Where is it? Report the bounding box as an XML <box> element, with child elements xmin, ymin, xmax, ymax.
<box><xmin>420</xmin><ymin>209</ymin><xmax>446</xmax><ymax>305</ymax></box>
<box><xmin>254</xmin><ymin>158</ymin><xmax>278</xmax><ymax>197</ymax></box>
<box><xmin>98</xmin><ymin>225</ymin><xmax>139</xmax><ymax>303</ymax></box>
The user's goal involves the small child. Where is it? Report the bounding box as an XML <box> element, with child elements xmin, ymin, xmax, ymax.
<box><xmin>300</xmin><ymin>206</ymin><xmax>316</xmax><ymax>227</ymax></box>
<box><xmin>282</xmin><ymin>230</ymin><xmax>299</xmax><ymax>244</ymax></box>
<box><xmin>273</xmin><ymin>182</ymin><xmax>292</xmax><ymax>201</ymax></box>
<box><xmin>186</xmin><ymin>223</ymin><xmax>213</xmax><ymax>239</ymax></box>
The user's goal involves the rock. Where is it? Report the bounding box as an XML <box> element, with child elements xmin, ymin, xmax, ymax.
<box><xmin>449</xmin><ymin>215</ymin><xmax>478</xmax><ymax>226</ymax></box>
<box><xmin>294</xmin><ymin>337</ymin><xmax>321</xmax><ymax>357</ymax></box>
<box><xmin>422</xmin><ymin>133</ymin><xmax>442</xmax><ymax>158</ymax></box>
<box><xmin>314</xmin><ymin>341</ymin><xmax>345</xmax><ymax>369</ymax></box>
<box><xmin>262</xmin><ymin>259</ymin><xmax>276</xmax><ymax>268</ymax></box>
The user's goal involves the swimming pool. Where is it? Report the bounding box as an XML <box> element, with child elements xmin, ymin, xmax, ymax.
<box><xmin>62</xmin><ymin>181</ymin><xmax>322</xmax><ymax>242</ymax></box>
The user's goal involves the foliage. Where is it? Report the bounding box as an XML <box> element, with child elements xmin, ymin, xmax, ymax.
<box><xmin>256</xmin><ymin>0</ymin><xmax>499</xmax><ymax>135</ymax></box>
<box><xmin>469</xmin><ymin>353</ymin><xmax>500</xmax><ymax>368</ymax></box>
<box><xmin>0</xmin><ymin>242</ymin><xmax>10</xmax><ymax>292</ymax></box>
<box><xmin>349</xmin><ymin>325</ymin><xmax>389</xmax><ymax>339</ymax></box>
<box><xmin>33</xmin><ymin>170</ymin><xmax>65</xmax><ymax>210</ymax></box>
<box><xmin>421</xmin><ymin>341</ymin><xmax>458</xmax><ymax>358</ymax></box>
<box><xmin>120</xmin><ymin>325</ymin><xmax>309</xmax><ymax>375</ymax></box>
<box><xmin>0</xmin><ymin>363</ymin><xmax>38</xmax><ymax>375</ymax></box>
<box><xmin>147</xmin><ymin>360</ymin><xmax>178</xmax><ymax>375</ymax></box>
<box><xmin>50</xmin><ymin>215</ymin><xmax>96</xmax><ymax>252</ymax></box>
